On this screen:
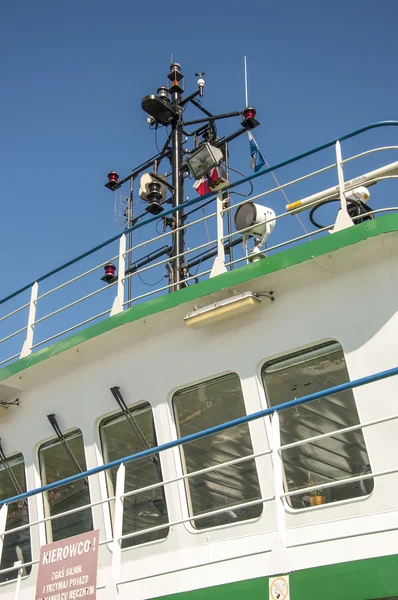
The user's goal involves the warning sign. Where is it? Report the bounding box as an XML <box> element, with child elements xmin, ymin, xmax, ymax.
<box><xmin>35</xmin><ymin>530</ymin><xmax>100</xmax><ymax>600</ymax></box>
<box><xmin>269</xmin><ymin>575</ymin><xmax>290</xmax><ymax>600</ymax></box>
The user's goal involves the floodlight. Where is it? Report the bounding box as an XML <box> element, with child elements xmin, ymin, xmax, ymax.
<box><xmin>184</xmin><ymin>292</ymin><xmax>261</xmax><ymax>329</ymax></box>
<box><xmin>187</xmin><ymin>143</ymin><xmax>224</xmax><ymax>180</ymax></box>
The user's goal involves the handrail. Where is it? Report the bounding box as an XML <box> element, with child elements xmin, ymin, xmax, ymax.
<box><xmin>1</xmin><ymin>364</ymin><xmax>397</xmax><ymax>507</ymax></box>
<box><xmin>1</xmin><ymin>119</ymin><xmax>398</xmax><ymax>307</ymax></box>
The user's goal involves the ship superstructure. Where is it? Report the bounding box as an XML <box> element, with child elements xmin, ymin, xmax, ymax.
<box><xmin>1</xmin><ymin>64</ymin><xmax>398</xmax><ymax>600</ymax></box>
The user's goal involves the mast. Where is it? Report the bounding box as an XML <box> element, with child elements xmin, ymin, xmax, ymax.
<box><xmin>168</xmin><ymin>63</ymin><xmax>185</xmax><ymax>290</ymax></box>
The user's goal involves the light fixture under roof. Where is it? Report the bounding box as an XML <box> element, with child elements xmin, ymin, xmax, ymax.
<box><xmin>184</xmin><ymin>292</ymin><xmax>262</xmax><ymax>329</ymax></box>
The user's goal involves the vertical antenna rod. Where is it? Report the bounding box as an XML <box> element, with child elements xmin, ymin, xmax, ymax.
<box><xmin>244</xmin><ymin>56</ymin><xmax>249</xmax><ymax>108</ymax></box>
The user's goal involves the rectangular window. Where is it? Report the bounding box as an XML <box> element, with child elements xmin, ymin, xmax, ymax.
<box><xmin>173</xmin><ymin>373</ymin><xmax>262</xmax><ymax>529</ymax></box>
<box><xmin>262</xmin><ymin>341</ymin><xmax>373</xmax><ymax>508</ymax></box>
<box><xmin>39</xmin><ymin>430</ymin><xmax>93</xmax><ymax>542</ymax></box>
<box><xmin>0</xmin><ymin>453</ymin><xmax>31</xmax><ymax>583</ymax></box>
<box><xmin>100</xmin><ymin>403</ymin><xmax>169</xmax><ymax>548</ymax></box>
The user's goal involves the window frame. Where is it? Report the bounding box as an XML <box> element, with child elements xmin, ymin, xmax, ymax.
<box><xmin>0</xmin><ymin>450</ymin><xmax>32</xmax><ymax>584</ymax></box>
<box><xmin>258</xmin><ymin>339</ymin><xmax>374</xmax><ymax>513</ymax></box>
<box><xmin>171</xmin><ymin>371</ymin><xmax>264</xmax><ymax>533</ymax></box>
<box><xmin>37</xmin><ymin>427</ymin><xmax>93</xmax><ymax>543</ymax></box>
<box><xmin>97</xmin><ymin>399</ymin><xmax>170</xmax><ymax>551</ymax></box>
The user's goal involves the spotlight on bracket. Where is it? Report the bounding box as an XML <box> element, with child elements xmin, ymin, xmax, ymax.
<box><xmin>235</xmin><ymin>202</ymin><xmax>276</xmax><ymax>240</ymax></box>
<box><xmin>187</xmin><ymin>143</ymin><xmax>224</xmax><ymax>181</ymax></box>
<box><xmin>101</xmin><ymin>263</ymin><xmax>117</xmax><ymax>284</ymax></box>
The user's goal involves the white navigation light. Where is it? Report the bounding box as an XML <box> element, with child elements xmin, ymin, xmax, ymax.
<box><xmin>187</xmin><ymin>143</ymin><xmax>224</xmax><ymax>180</ymax></box>
<box><xmin>234</xmin><ymin>202</ymin><xmax>276</xmax><ymax>240</ymax></box>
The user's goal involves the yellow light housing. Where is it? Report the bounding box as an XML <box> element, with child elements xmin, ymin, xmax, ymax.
<box><xmin>184</xmin><ymin>292</ymin><xmax>261</xmax><ymax>329</ymax></box>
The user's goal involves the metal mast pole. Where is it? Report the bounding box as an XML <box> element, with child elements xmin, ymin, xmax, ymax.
<box><xmin>168</xmin><ymin>63</ymin><xmax>185</xmax><ymax>290</ymax></box>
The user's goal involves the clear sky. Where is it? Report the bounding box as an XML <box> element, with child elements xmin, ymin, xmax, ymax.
<box><xmin>1</xmin><ymin>0</ymin><xmax>397</xmax><ymax>300</ymax></box>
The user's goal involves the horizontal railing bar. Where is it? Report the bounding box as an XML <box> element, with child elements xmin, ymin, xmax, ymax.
<box><xmin>124</xmin><ymin>211</ymin><xmax>217</xmax><ymax>259</ymax></box>
<box><xmin>342</xmin><ymin>145</ymin><xmax>398</xmax><ymax>164</ymax></box>
<box><xmin>122</xmin><ymin>239</ymin><xmax>217</xmax><ymax>283</ymax></box>
<box><xmin>0</xmin><ymin>353</ymin><xmax>20</xmax><ymax>367</ymax></box>
<box><xmin>223</xmin><ymin>163</ymin><xmax>337</xmax><ymax>214</ymax></box>
<box><xmin>0</xmin><ymin>302</ymin><xmax>30</xmax><ymax>324</ymax></box>
<box><xmin>225</xmin><ymin>226</ymin><xmax>328</xmax><ymax>268</ymax></box>
<box><xmin>120</xmin><ymin>494</ymin><xmax>274</xmax><ymax>542</ymax></box>
<box><xmin>122</xmin><ymin>447</ymin><xmax>273</xmax><ymax>501</ymax></box>
<box><xmin>280</xmin><ymin>412</ymin><xmax>398</xmax><ymax>452</ymax></box>
<box><xmin>3</xmin><ymin>495</ymin><xmax>116</xmax><ymax>538</ymax></box>
<box><xmin>123</xmin><ymin>268</ymin><xmax>212</xmax><ymax>305</ymax></box>
<box><xmin>2</xmin><ymin>364</ymin><xmax>398</xmax><ymax>507</ymax></box>
<box><xmin>31</xmin><ymin>309</ymin><xmax>111</xmax><ymax>348</ymax></box>
<box><xmin>0</xmin><ymin>560</ymin><xmax>38</xmax><ymax>576</ymax></box>
<box><xmin>36</xmin><ymin>255</ymin><xmax>119</xmax><ymax>301</ymax></box>
<box><xmin>2</xmin><ymin>120</ymin><xmax>397</xmax><ymax>307</ymax></box>
<box><xmin>33</xmin><ymin>281</ymin><xmax>116</xmax><ymax>326</ymax></box>
<box><xmin>0</xmin><ymin>325</ymin><xmax>28</xmax><ymax>345</ymax></box>
<box><xmin>281</xmin><ymin>465</ymin><xmax>398</xmax><ymax>499</ymax></box>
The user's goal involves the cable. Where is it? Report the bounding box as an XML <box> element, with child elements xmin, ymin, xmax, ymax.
<box><xmin>155</xmin><ymin>126</ymin><xmax>161</xmax><ymax>153</ymax></box>
<box><xmin>224</xmin><ymin>163</ymin><xmax>254</xmax><ymax>197</ymax></box>
<box><xmin>137</xmin><ymin>271</ymin><xmax>167</xmax><ymax>287</ymax></box>
<box><xmin>309</xmin><ymin>198</ymin><xmax>374</xmax><ymax>229</ymax></box>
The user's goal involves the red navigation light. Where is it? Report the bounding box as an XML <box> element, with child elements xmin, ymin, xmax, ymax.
<box><xmin>101</xmin><ymin>263</ymin><xmax>117</xmax><ymax>284</ymax></box>
<box><xmin>105</xmin><ymin>171</ymin><xmax>120</xmax><ymax>190</ymax></box>
<box><xmin>241</xmin><ymin>107</ymin><xmax>259</xmax><ymax>129</ymax></box>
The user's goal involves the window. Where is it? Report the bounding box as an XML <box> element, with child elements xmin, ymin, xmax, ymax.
<box><xmin>0</xmin><ymin>453</ymin><xmax>31</xmax><ymax>583</ymax></box>
<box><xmin>173</xmin><ymin>373</ymin><xmax>262</xmax><ymax>529</ymax></box>
<box><xmin>39</xmin><ymin>430</ymin><xmax>93</xmax><ymax>542</ymax></box>
<box><xmin>100</xmin><ymin>403</ymin><xmax>168</xmax><ymax>548</ymax></box>
<box><xmin>262</xmin><ymin>341</ymin><xmax>373</xmax><ymax>508</ymax></box>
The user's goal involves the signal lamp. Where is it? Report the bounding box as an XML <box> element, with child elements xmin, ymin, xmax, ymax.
<box><xmin>105</xmin><ymin>171</ymin><xmax>120</xmax><ymax>190</ymax></box>
<box><xmin>241</xmin><ymin>107</ymin><xmax>259</xmax><ymax>129</ymax></box>
<box><xmin>101</xmin><ymin>263</ymin><xmax>117</xmax><ymax>284</ymax></box>
<box><xmin>187</xmin><ymin>143</ymin><xmax>224</xmax><ymax>181</ymax></box>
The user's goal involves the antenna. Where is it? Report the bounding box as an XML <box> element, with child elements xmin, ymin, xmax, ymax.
<box><xmin>244</xmin><ymin>56</ymin><xmax>249</xmax><ymax>108</ymax></box>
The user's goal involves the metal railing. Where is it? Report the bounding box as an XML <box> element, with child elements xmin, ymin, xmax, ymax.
<box><xmin>0</xmin><ymin>365</ymin><xmax>398</xmax><ymax>586</ymax></box>
<box><xmin>1</xmin><ymin>121</ymin><xmax>398</xmax><ymax>367</ymax></box>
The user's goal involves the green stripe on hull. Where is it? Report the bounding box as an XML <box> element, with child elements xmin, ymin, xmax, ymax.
<box><xmin>152</xmin><ymin>554</ymin><xmax>398</xmax><ymax>600</ymax></box>
<box><xmin>1</xmin><ymin>214</ymin><xmax>398</xmax><ymax>383</ymax></box>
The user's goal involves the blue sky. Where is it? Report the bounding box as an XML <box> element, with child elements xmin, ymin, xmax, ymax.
<box><xmin>0</xmin><ymin>0</ymin><xmax>397</xmax><ymax>325</ymax></box>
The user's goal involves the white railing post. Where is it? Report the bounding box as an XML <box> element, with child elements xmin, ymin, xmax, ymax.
<box><xmin>332</xmin><ymin>141</ymin><xmax>354</xmax><ymax>232</ymax></box>
<box><xmin>20</xmin><ymin>282</ymin><xmax>38</xmax><ymax>358</ymax></box>
<box><xmin>272</xmin><ymin>412</ymin><xmax>286</xmax><ymax>542</ymax></box>
<box><xmin>210</xmin><ymin>192</ymin><xmax>227</xmax><ymax>277</ymax></box>
<box><xmin>112</xmin><ymin>463</ymin><xmax>125</xmax><ymax>588</ymax></box>
<box><xmin>13</xmin><ymin>561</ymin><xmax>22</xmax><ymax>600</ymax></box>
<box><xmin>111</xmin><ymin>235</ymin><xmax>126</xmax><ymax>316</ymax></box>
<box><xmin>0</xmin><ymin>504</ymin><xmax>8</xmax><ymax>566</ymax></box>
<box><xmin>269</xmin><ymin>412</ymin><xmax>291</xmax><ymax>575</ymax></box>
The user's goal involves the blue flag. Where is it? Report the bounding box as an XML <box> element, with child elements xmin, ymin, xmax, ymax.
<box><xmin>248</xmin><ymin>131</ymin><xmax>266</xmax><ymax>172</ymax></box>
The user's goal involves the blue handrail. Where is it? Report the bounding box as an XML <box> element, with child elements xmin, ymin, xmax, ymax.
<box><xmin>1</xmin><ymin>363</ymin><xmax>397</xmax><ymax>507</ymax></box>
<box><xmin>1</xmin><ymin>120</ymin><xmax>398</xmax><ymax>307</ymax></box>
